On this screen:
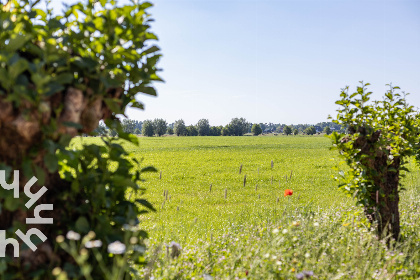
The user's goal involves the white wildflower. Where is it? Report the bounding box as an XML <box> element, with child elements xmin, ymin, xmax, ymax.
<box><xmin>107</xmin><ymin>241</ymin><xmax>126</xmax><ymax>254</ymax></box>
<box><xmin>66</xmin><ymin>231</ymin><xmax>81</xmax><ymax>241</ymax></box>
<box><xmin>85</xmin><ymin>240</ymin><xmax>103</xmax><ymax>248</ymax></box>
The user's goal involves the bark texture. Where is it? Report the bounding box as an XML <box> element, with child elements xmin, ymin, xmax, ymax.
<box><xmin>346</xmin><ymin>126</ymin><xmax>400</xmax><ymax>240</ymax></box>
<box><xmin>0</xmin><ymin>86</ymin><xmax>117</xmax><ymax>276</ymax></box>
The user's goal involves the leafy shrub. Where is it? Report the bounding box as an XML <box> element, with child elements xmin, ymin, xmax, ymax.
<box><xmin>251</xmin><ymin>124</ymin><xmax>262</xmax><ymax>136</ymax></box>
<box><xmin>0</xmin><ymin>0</ymin><xmax>161</xmax><ymax>278</ymax></box>
<box><xmin>330</xmin><ymin>82</ymin><xmax>419</xmax><ymax>239</ymax></box>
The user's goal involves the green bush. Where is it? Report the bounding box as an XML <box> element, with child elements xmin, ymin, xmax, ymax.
<box><xmin>330</xmin><ymin>82</ymin><xmax>419</xmax><ymax>239</ymax></box>
<box><xmin>251</xmin><ymin>124</ymin><xmax>262</xmax><ymax>136</ymax></box>
<box><xmin>0</xmin><ymin>0</ymin><xmax>161</xmax><ymax>278</ymax></box>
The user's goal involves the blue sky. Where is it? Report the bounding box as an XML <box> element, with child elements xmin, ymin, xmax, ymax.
<box><xmin>52</xmin><ymin>0</ymin><xmax>420</xmax><ymax>126</ymax></box>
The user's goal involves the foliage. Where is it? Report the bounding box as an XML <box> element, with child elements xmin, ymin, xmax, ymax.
<box><xmin>142</xmin><ymin>120</ymin><xmax>154</xmax><ymax>137</ymax></box>
<box><xmin>186</xmin><ymin>125</ymin><xmax>198</xmax><ymax>136</ymax></box>
<box><xmin>251</xmin><ymin>124</ymin><xmax>262</xmax><ymax>136</ymax></box>
<box><xmin>221</xmin><ymin>125</ymin><xmax>231</xmax><ymax>136</ymax></box>
<box><xmin>283</xmin><ymin>125</ymin><xmax>292</xmax><ymax>136</ymax></box>
<box><xmin>330</xmin><ymin>82</ymin><xmax>419</xmax><ymax>239</ymax></box>
<box><xmin>121</xmin><ymin>119</ymin><xmax>139</xmax><ymax>134</ymax></box>
<box><xmin>174</xmin><ymin>119</ymin><xmax>187</xmax><ymax>136</ymax></box>
<box><xmin>153</xmin><ymin>118</ymin><xmax>167</xmax><ymax>136</ymax></box>
<box><xmin>293</xmin><ymin>129</ymin><xmax>299</xmax><ymax>135</ymax></box>
<box><xmin>196</xmin><ymin>119</ymin><xmax>210</xmax><ymax>136</ymax></box>
<box><xmin>0</xmin><ymin>0</ymin><xmax>161</xmax><ymax>277</ymax></box>
<box><xmin>304</xmin><ymin>126</ymin><xmax>316</xmax><ymax>135</ymax></box>
<box><xmin>167</xmin><ymin>127</ymin><xmax>174</xmax><ymax>135</ymax></box>
<box><xmin>323</xmin><ymin>126</ymin><xmax>331</xmax><ymax>135</ymax></box>
<box><xmin>53</xmin><ymin>135</ymin><xmax>157</xmax><ymax>279</ymax></box>
<box><xmin>209</xmin><ymin>126</ymin><xmax>222</xmax><ymax>136</ymax></box>
<box><xmin>228</xmin><ymin>118</ymin><xmax>249</xmax><ymax>136</ymax></box>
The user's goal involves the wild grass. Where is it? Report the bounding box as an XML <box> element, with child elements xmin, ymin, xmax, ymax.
<box><xmin>74</xmin><ymin>135</ymin><xmax>420</xmax><ymax>279</ymax></box>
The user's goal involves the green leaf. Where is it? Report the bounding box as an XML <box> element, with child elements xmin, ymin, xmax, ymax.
<box><xmin>75</xmin><ymin>216</ymin><xmax>90</xmax><ymax>233</ymax></box>
<box><xmin>137</xmin><ymin>86</ymin><xmax>156</xmax><ymax>96</ymax></box>
<box><xmin>141</xmin><ymin>45</ymin><xmax>160</xmax><ymax>56</ymax></box>
<box><xmin>104</xmin><ymin>98</ymin><xmax>123</xmax><ymax>114</ymax></box>
<box><xmin>4</xmin><ymin>196</ymin><xmax>20</xmax><ymax>211</ymax></box>
<box><xmin>55</xmin><ymin>73</ymin><xmax>73</xmax><ymax>85</ymax></box>
<box><xmin>9</xmin><ymin>59</ymin><xmax>29</xmax><ymax>79</ymax></box>
<box><xmin>44</xmin><ymin>153</ymin><xmax>59</xmax><ymax>173</ymax></box>
<box><xmin>5</xmin><ymin>34</ymin><xmax>32</xmax><ymax>52</ymax></box>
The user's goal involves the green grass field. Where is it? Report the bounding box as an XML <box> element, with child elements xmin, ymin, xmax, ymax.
<box><xmin>74</xmin><ymin>135</ymin><xmax>420</xmax><ymax>279</ymax></box>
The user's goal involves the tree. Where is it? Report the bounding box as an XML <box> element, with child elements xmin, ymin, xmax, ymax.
<box><xmin>153</xmin><ymin>118</ymin><xmax>167</xmax><ymax>136</ymax></box>
<box><xmin>142</xmin><ymin>120</ymin><xmax>155</xmax><ymax>137</ymax></box>
<box><xmin>283</xmin><ymin>125</ymin><xmax>292</xmax><ymax>136</ymax></box>
<box><xmin>251</xmin><ymin>124</ymin><xmax>262</xmax><ymax>136</ymax></box>
<box><xmin>293</xmin><ymin>129</ymin><xmax>299</xmax><ymax>135</ymax></box>
<box><xmin>167</xmin><ymin>127</ymin><xmax>174</xmax><ymax>135</ymax></box>
<box><xmin>174</xmin><ymin>119</ymin><xmax>187</xmax><ymax>136</ymax></box>
<box><xmin>210</xmin><ymin>126</ymin><xmax>222</xmax><ymax>136</ymax></box>
<box><xmin>187</xmin><ymin>125</ymin><xmax>198</xmax><ymax>136</ymax></box>
<box><xmin>196</xmin><ymin>119</ymin><xmax>210</xmax><ymax>136</ymax></box>
<box><xmin>222</xmin><ymin>125</ymin><xmax>231</xmax><ymax>136</ymax></box>
<box><xmin>0</xmin><ymin>0</ymin><xmax>160</xmax><ymax>278</ymax></box>
<box><xmin>229</xmin><ymin>118</ymin><xmax>249</xmax><ymax>136</ymax></box>
<box><xmin>331</xmin><ymin>82</ymin><xmax>419</xmax><ymax>240</ymax></box>
<box><xmin>324</xmin><ymin>126</ymin><xmax>332</xmax><ymax>135</ymax></box>
<box><xmin>304</xmin><ymin>126</ymin><xmax>316</xmax><ymax>135</ymax></box>
<box><xmin>121</xmin><ymin>119</ymin><xmax>137</xmax><ymax>134</ymax></box>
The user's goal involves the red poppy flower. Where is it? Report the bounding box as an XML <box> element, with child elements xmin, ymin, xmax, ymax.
<box><xmin>284</xmin><ymin>189</ymin><xmax>293</xmax><ymax>197</ymax></box>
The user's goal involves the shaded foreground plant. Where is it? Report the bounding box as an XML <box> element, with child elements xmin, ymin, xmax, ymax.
<box><xmin>0</xmin><ymin>0</ymin><xmax>161</xmax><ymax>278</ymax></box>
<box><xmin>330</xmin><ymin>82</ymin><xmax>419</xmax><ymax>240</ymax></box>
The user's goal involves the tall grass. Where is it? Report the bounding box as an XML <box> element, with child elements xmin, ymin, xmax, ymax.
<box><xmin>74</xmin><ymin>136</ymin><xmax>420</xmax><ymax>279</ymax></box>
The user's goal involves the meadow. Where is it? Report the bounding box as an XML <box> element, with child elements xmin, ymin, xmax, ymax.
<box><xmin>75</xmin><ymin>135</ymin><xmax>420</xmax><ymax>279</ymax></box>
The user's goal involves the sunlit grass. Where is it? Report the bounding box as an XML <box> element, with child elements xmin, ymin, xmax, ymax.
<box><xmin>75</xmin><ymin>135</ymin><xmax>420</xmax><ymax>279</ymax></box>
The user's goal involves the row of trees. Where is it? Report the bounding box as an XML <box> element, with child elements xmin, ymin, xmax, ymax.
<box><xmin>172</xmin><ymin>118</ymin><xmax>249</xmax><ymax>137</ymax></box>
<box><xmin>94</xmin><ymin>118</ymin><xmax>339</xmax><ymax>137</ymax></box>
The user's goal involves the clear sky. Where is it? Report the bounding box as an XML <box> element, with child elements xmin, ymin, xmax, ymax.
<box><xmin>52</xmin><ymin>0</ymin><xmax>420</xmax><ymax>126</ymax></box>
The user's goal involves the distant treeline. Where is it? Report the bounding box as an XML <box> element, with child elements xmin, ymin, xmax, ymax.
<box><xmin>94</xmin><ymin>118</ymin><xmax>343</xmax><ymax>137</ymax></box>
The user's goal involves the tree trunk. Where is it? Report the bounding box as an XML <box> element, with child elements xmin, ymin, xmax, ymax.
<box><xmin>0</xmin><ymin>88</ymin><xmax>111</xmax><ymax>276</ymax></box>
<box><xmin>374</xmin><ymin>158</ymin><xmax>401</xmax><ymax>240</ymax></box>
<box><xmin>351</xmin><ymin>127</ymin><xmax>401</xmax><ymax>240</ymax></box>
